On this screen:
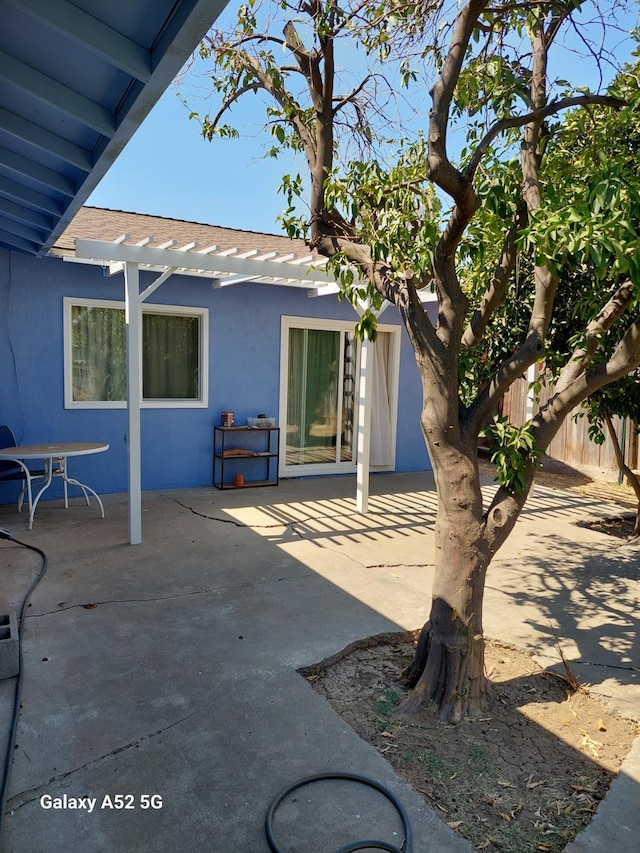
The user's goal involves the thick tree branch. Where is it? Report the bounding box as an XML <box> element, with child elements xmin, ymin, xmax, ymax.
<box><xmin>427</xmin><ymin>0</ymin><xmax>490</xmax><ymax>196</ymax></box>
<box><xmin>555</xmin><ymin>280</ymin><xmax>635</xmax><ymax>393</ymax></box>
<box><xmin>483</xmin><ymin>312</ymin><xmax>640</xmax><ymax>555</ymax></box>
<box><xmin>603</xmin><ymin>412</ymin><xmax>640</xmax><ymax>535</ymax></box>
<box><xmin>283</xmin><ymin>21</ymin><xmax>324</xmax><ymax>107</ymax></box>
<box><xmin>464</xmin><ymin>94</ymin><xmax>626</xmax><ymax>179</ymax></box>
<box><xmin>428</xmin><ymin>0</ymin><xmax>491</xmax><ymax>351</ymax></box>
<box><xmin>522</xmin><ymin>23</ymin><xmax>558</xmax><ymax>350</ymax></box>
<box><xmin>468</xmin><ymin>284</ymin><xmax>635</xmax><ymax>440</ymax></box>
<box><xmin>519</xmin><ymin>318</ymin><xmax>640</xmax><ymax>488</ymax></box>
<box><xmin>466</xmin><ymin>333</ymin><xmax>543</xmax><ymax>435</ymax></box>
<box><xmin>530</xmin><ymin>316</ymin><xmax>639</xmax><ymax>476</ymax></box>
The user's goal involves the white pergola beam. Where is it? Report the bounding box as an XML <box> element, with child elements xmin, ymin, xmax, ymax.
<box><xmin>140</xmin><ymin>267</ymin><xmax>178</xmax><ymax>301</ymax></box>
<box><xmin>308</xmin><ymin>283</ymin><xmax>340</xmax><ymax>297</ymax></box>
<box><xmin>75</xmin><ymin>239</ymin><xmax>333</xmax><ymax>286</ymax></box>
<box><xmin>212</xmin><ymin>274</ymin><xmax>261</xmax><ymax>287</ymax></box>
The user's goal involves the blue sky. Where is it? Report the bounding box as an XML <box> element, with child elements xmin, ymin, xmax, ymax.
<box><xmin>87</xmin><ymin>3</ymin><xmax>639</xmax><ymax>236</ymax></box>
<box><xmin>87</xmin><ymin>67</ymin><xmax>299</xmax><ymax>235</ymax></box>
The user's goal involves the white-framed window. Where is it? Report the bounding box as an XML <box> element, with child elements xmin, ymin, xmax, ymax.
<box><xmin>279</xmin><ymin>316</ymin><xmax>400</xmax><ymax>477</ymax></box>
<box><xmin>63</xmin><ymin>297</ymin><xmax>209</xmax><ymax>409</ymax></box>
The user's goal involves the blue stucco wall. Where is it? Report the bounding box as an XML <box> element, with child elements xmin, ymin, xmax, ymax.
<box><xmin>0</xmin><ymin>248</ymin><xmax>431</xmax><ymax>504</ymax></box>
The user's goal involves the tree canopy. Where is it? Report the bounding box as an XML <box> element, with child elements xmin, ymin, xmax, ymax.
<box><xmin>189</xmin><ymin>0</ymin><xmax>640</xmax><ymax>721</ymax></box>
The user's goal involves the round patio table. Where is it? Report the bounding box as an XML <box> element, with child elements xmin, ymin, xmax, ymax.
<box><xmin>0</xmin><ymin>442</ymin><xmax>109</xmax><ymax>529</ymax></box>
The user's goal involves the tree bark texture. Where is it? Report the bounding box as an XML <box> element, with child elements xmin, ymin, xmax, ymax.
<box><xmin>402</xmin><ymin>435</ymin><xmax>492</xmax><ymax>723</ymax></box>
<box><xmin>604</xmin><ymin>412</ymin><xmax>640</xmax><ymax>537</ymax></box>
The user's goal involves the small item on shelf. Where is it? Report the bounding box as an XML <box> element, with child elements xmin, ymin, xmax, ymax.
<box><xmin>233</xmin><ymin>473</ymin><xmax>245</xmax><ymax>487</ymax></box>
<box><xmin>247</xmin><ymin>416</ymin><xmax>276</xmax><ymax>428</ymax></box>
<box><xmin>221</xmin><ymin>411</ymin><xmax>234</xmax><ymax>427</ymax></box>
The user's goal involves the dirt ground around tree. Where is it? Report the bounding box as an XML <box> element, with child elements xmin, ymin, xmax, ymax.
<box><xmin>303</xmin><ymin>634</ymin><xmax>638</xmax><ymax>853</ymax></box>
<box><xmin>302</xmin><ymin>465</ymin><xmax>639</xmax><ymax>853</ymax></box>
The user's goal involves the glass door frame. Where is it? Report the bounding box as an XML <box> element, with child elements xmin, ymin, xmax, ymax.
<box><xmin>278</xmin><ymin>315</ymin><xmax>401</xmax><ymax>478</ymax></box>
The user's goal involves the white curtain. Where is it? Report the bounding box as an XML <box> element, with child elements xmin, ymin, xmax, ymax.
<box><xmin>370</xmin><ymin>332</ymin><xmax>392</xmax><ymax>466</ymax></box>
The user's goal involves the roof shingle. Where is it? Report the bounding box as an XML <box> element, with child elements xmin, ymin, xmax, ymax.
<box><xmin>52</xmin><ymin>206</ymin><xmax>318</xmax><ymax>260</ymax></box>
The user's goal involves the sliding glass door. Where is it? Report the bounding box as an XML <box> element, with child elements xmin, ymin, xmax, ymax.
<box><xmin>285</xmin><ymin>327</ymin><xmax>357</xmax><ymax>466</ymax></box>
<box><xmin>280</xmin><ymin>317</ymin><xmax>400</xmax><ymax>477</ymax></box>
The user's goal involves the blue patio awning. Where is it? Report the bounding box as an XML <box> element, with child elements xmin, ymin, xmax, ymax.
<box><xmin>0</xmin><ymin>0</ymin><xmax>229</xmax><ymax>256</ymax></box>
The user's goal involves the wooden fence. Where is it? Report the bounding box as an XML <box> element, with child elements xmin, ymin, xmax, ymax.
<box><xmin>500</xmin><ymin>375</ymin><xmax>638</xmax><ymax>480</ymax></box>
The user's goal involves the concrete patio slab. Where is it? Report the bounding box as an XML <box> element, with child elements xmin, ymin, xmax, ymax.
<box><xmin>0</xmin><ymin>471</ymin><xmax>638</xmax><ymax>852</ymax></box>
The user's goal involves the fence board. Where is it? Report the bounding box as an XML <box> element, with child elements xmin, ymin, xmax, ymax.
<box><xmin>500</xmin><ymin>376</ymin><xmax>638</xmax><ymax>480</ymax></box>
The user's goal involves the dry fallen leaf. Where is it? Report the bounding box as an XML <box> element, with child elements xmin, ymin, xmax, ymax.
<box><xmin>580</xmin><ymin>731</ymin><xmax>602</xmax><ymax>759</ymax></box>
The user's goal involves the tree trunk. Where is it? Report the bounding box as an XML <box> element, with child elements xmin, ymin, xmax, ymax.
<box><xmin>402</xmin><ymin>445</ymin><xmax>491</xmax><ymax>723</ymax></box>
<box><xmin>604</xmin><ymin>412</ymin><xmax>640</xmax><ymax>537</ymax></box>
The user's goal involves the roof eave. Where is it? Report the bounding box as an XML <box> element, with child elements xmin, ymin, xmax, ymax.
<box><xmin>38</xmin><ymin>0</ymin><xmax>230</xmax><ymax>256</ymax></box>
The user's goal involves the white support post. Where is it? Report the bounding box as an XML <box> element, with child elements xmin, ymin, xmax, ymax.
<box><xmin>356</xmin><ymin>337</ymin><xmax>373</xmax><ymax>514</ymax></box>
<box><xmin>526</xmin><ymin>363</ymin><xmax>537</xmax><ymax>421</ymax></box>
<box><xmin>124</xmin><ymin>262</ymin><xmax>142</xmax><ymax>545</ymax></box>
<box><xmin>355</xmin><ymin>299</ymin><xmax>390</xmax><ymax>514</ymax></box>
<box><xmin>526</xmin><ymin>362</ymin><xmax>537</xmax><ymax>500</ymax></box>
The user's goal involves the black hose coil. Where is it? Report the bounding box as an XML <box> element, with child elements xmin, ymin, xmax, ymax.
<box><xmin>265</xmin><ymin>771</ymin><xmax>412</xmax><ymax>853</ymax></box>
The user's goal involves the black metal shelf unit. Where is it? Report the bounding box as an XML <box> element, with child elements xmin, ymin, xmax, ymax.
<box><xmin>213</xmin><ymin>426</ymin><xmax>280</xmax><ymax>489</ymax></box>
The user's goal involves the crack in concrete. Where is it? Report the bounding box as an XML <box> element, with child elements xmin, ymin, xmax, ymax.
<box><xmin>172</xmin><ymin>499</ymin><xmax>438</xmax><ymax>566</ymax></box>
<box><xmin>7</xmin><ymin>711</ymin><xmax>197</xmax><ymax>813</ymax></box>
<box><xmin>27</xmin><ymin>573</ymin><xmax>314</xmax><ymax>618</ymax></box>
<box><xmin>172</xmin><ymin>498</ymin><xmax>430</xmax><ymax>543</ymax></box>
<box><xmin>172</xmin><ymin>498</ymin><xmax>306</xmax><ymax>534</ymax></box>
<box><xmin>302</xmin><ymin>534</ymin><xmax>433</xmax><ymax>572</ymax></box>
<box><xmin>366</xmin><ymin>562</ymin><xmax>434</xmax><ymax>569</ymax></box>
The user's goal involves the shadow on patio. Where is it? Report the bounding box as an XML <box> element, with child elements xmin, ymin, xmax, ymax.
<box><xmin>0</xmin><ymin>471</ymin><xmax>637</xmax><ymax>852</ymax></box>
